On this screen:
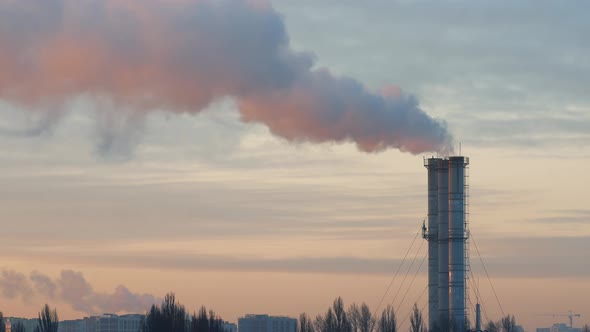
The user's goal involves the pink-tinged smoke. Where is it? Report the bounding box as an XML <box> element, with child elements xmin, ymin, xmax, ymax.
<box><xmin>0</xmin><ymin>0</ymin><xmax>453</xmax><ymax>154</ymax></box>
<box><xmin>0</xmin><ymin>269</ymin><xmax>159</xmax><ymax>315</ymax></box>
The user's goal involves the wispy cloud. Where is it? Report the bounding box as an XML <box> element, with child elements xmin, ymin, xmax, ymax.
<box><xmin>528</xmin><ymin>209</ymin><xmax>590</xmax><ymax>225</ymax></box>
<box><xmin>3</xmin><ymin>235</ymin><xmax>589</xmax><ymax>278</ymax></box>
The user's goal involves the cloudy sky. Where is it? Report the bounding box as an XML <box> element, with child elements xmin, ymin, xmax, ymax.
<box><xmin>1</xmin><ymin>1</ymin><xmax>589</xmax><ymax>331</ymax></box>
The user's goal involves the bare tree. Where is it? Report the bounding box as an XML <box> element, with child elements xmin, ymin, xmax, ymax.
<box><xmin>316</xmin><ymin>298</ymin><xmax>373</xmax><ymax>332</ymax></box>
<box><xmin>190</xmin><ymin>306</ymin><xmax>224</xmax><ymax>332</ymax></box>
<box><xmin>500</xmin><ymin>315</ymin><xmax>516</xmax><ymax>332</ymax></box>
<box><xmin>142</xmin><ymin>293</ymin><xmax>187</xmax><ymax>332</ymax></box>
<box><xmin>358</xmin><ymin>303</ymin><xmax>374</xmax><ymax>332</ymax></box>
<box><xmin>348</xmin><ymin>303</ymin><xmax>374</xmax><ymax>332</ymax></box>
<box><xmin>409</xmin><ymin>304</ymin><xmax>426</xmax><ymax>332</ymax></box>
<box><xmin>315</xmin><ymin>314</ymin><xmax>325</xmax><ymax>332</ymax></box>
<box><xmin>315</xmin><ymin>309</ymin><xmax>336</xmax><ymax>332</ymax></box>
<box><xmin>300</xmin><ymin>313</ymin><xmax>315</xmax><ymax>332</ymax></box>
<box><xmin>349</xmin><ymin>304</ymin><xmax>361</xmax><ymax>332</ymax></box>
<box><xmin>0</xmin><ymin>311</ymin><xmax>5</xmax><ymax>332</ymax></box>
<box><xmin>191</xmin><ymin>307</ymin><xmax>209</xmax><ymax>332</ymax></box>
<box><xmin>377</xmin><ymin>305</ymin><xmax>396</xmax><ymax>332</ymax></box>
<box><xmin>34</xmin><ymin>304</ymin><xmax>59</xmax><ymax>332</ymax></box>
<box><xmin>582</xmin><ymin>324</ymin><xmax>590</xmax><ymax>332</ymax></box>
<box><xmin>333</xmin><ymin>297</ymin><xmax>352</xmax><ymax>332</ymax></box>
<box><xmin>484</xmin><ymin>320</ymin><xmax>499</xmax><ymax>332</ymax></box>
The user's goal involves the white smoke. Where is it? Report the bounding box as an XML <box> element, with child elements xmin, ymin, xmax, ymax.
<box><xmin>1</xmin><ymin>269</ymin><xmax>159</xmax><ymax>315</ymax></box>
<box><xmin>0</xmin><ymin>0</ymin><xmax>453</xmax><ymax>155</ymax></box>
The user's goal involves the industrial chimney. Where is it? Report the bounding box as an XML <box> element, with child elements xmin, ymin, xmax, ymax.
<box><xmin>424</xmin><ymin>156</ymin><xmax>469</xmax><ymax>332</ymax></box>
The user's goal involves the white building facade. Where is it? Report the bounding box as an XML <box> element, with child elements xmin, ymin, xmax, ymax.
<box><xmin>58</xmin><ymin>313</ymin><xmax>144</xmax><ymax>332</ymax></box>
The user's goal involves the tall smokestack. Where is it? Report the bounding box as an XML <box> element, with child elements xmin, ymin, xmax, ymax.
<box><xmin>437</xmin><ymin>160</ymin><xmax>450</xmax><ymax>327</ymax></box>
<box><xmin>425</xmin><ymin>156</ymin><xmax>470</xmax><ymax>331</ymax></box>
<box><xmin>424</xmin><ymin>157</ymin><xmax>441</xmax><ymax>330</ymax></box>
<box><xmin>448</xmin><ymin>156</ymin><xmax>469</xmax><ymax>332</ymax></box>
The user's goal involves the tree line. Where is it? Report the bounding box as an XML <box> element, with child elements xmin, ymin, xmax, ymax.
<box><xmin>141</xmin><ymin>293</ymin><xmax>227</xmax><ymax>332</ymax></box>
<box><xmin>0</xmin><ymin>294</ymin><xmax>226</xmax><ymax>332</ymax></box>
<box><xmin>300</xmin><ymin>296</ymin><xmax>534</xmax><ymax>332</ymax></box>
<box><xmin>3</xmin><ymin>295</ymin><xmax>590</xmax><ymax>332</ymax></box>
<box><xmin>299</xmin><ymin>297</ymin><xmax>426</xmax><ymax>332</ymax></box>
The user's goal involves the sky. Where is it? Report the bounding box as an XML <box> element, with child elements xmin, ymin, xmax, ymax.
<box><xmin>1</xmin><ymin>1</ymin><xmax>589</xmax><ymax>331</ymax></box>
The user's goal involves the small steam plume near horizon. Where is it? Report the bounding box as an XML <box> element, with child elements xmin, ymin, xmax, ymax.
<box><xmin>0</xmin><ymin>269</ymin><xmax>160</xmax><ymax>315</ymax></box>
<box><xmin>0</xmin><ymin>0</ymin><xmax>453</xmax><ymax>155</ymax></box>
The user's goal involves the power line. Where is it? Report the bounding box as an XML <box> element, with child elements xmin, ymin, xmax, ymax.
<box><xmin>472</xmin><ymin>234</ymin><xmax>505</xmax><ymax>317</ymax></box>
<box><xmin>374</xmin><ymin>228</ymin><xmax>421</xmax><ymax>317</ymax></box>
<box><xmin>398</xmin><ymin>285</ymin><xmax>428</xmax><ymax>329</ymax></box>
<box><xmin>391</xmin><ymin>235</ymin><xmax>426</xmax><ymax>307</ymax></box>
<box><xmin>469</xmin><ymin>269</ymin><xmax>481</xmax><ymax>305</ymax></box>
<box><xmin>396</xmin><ymin>246</ymin><xmax>428</xmax><ymax>314</ymax></box>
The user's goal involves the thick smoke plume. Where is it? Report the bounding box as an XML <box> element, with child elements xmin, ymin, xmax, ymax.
<box><xmin>0</xmin><ymin>269</ymin><xmax>159</xmax><ymax>315</ymax></box>
<box><xmin>0</xmin><ymin>0</ymin><xmax>452</xmax><ymax>154</ymax></box>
